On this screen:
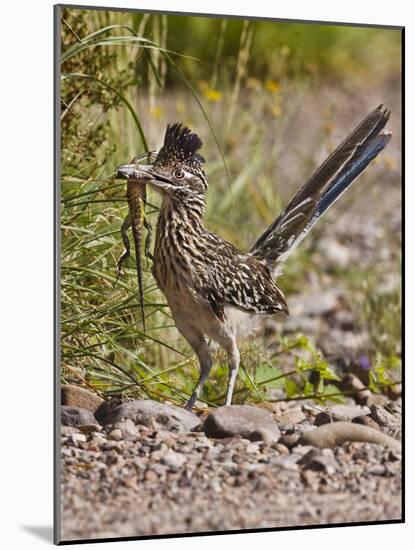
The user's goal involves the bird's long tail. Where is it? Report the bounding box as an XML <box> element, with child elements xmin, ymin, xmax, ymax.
<box><xmin>250</xmin><ymin>105</ymin><xmax>391</xmax><ymax>272</ymax></box>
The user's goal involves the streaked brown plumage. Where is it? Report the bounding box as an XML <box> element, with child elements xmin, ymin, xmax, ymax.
<box><xmin>117</xmin><ymin>106</ymin><xmax>391</xmax><ymax>410</ymax></box>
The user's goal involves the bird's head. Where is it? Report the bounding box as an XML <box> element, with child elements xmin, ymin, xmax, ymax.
<box><xmin>116</xmin><ymin>123</ymin><xmax>207</xmax><ymax>201</ymax></box>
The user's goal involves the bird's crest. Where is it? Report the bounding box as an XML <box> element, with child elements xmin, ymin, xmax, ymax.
<box><xmin>155</xmin><ymin>123</ymin><xmax>205</xmax><ymax>171</ymax></box>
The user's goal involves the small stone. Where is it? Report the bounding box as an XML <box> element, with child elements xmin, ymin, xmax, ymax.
<box><xmin>61</xmin><ymin>426</ymin><xmax>80</xmax><ymax>436</ymax></box>
<box><xmin>245</xmin><ymin>442</ymin><xmax>261</xmax><ymax>453</ymax></box>
<box><xmin>109</xmin><ymin>428</ymin><xmax>123</xmax><ymax>441</ymax></box>
<box><xmin>279</xmin><ymin>433</ymin><xmax>300</xmax><ymax>449</ymax></box>
<box><xmin>151</xmin><ymin>463</ymin><xmax>168</xmax><ymax>476</ymax></box>
<box><xmin>144</xmin><ymin>469</ymin><xmax>159</xmax><ymax>482</ymax></box>
<box><xmin>254</xmin><ymin>475</ymin><xmax>271</xmax><ymax>491</ymax></box>
<box><xmin>90</xmin><ymin>432</ymin><xmax>106</xmax><ymax>444</ymax></box>
<box><xmin>366</xmin><ymin>465</ymin><xmax>387</xmax><ymax>476</ymax></box>
<box><xmin>68</xmin><ymin>433</ymin><xmax>87</xmax><ymax>445</ymax></box>
<box><xmin>301</xmin><ymin>469</ymin><xmax>319</xmax><ymax>488</ymax></box>
<box><xmin>102</xmin><ymin>440</ymin><xmax>124</xmax><ymax>452</ymax></box>
<box><xmin>78</xmin><ymin>424</ymin><xmax>102</xmax><ymax>434</ymax></box>
<box><xmin>271</xmin><ymin>455</ymin><xmax>299</xmax><ymax>471</ymax></box>
<box><xmin>151</xmin><ymin>443</ymin><xmax>169</xmax><ymax>461</ymax></box>
<box><xmin>162</xmin><ymin>450</ymin><xmax>187</xmax><ymax>469</ymax></box>
<box><xmin>298</xmin><ymin>449</ymin><xmax>339</xmax><ymax>475</ymax></box>
<box><xmin>123</xmin><ymin>476</ymin><xmax>138</xmax><ymax>489</ymax></box>
<box><xmin>132</xmin><ymin>457</ymin><xmax>147</xmax><ymax>470</ymax></box>
<box><xmin>209</xmin><ymin>478</ymin><xmax>222</xmax><ymax>492</ymax></box>
<box><xmin>271</xmin><ymin>442</ymin><xmax>290</xmax><ymax>455</ymax></box>
<box><xmin>205</xmin><ymin>447</ymin><xmax>220</xmax><ymax>460</ymax></box>
<box><xmin>61</xmin><ymin>384</ymin><xmax>104</xmax><ymax>412</ymax></box>
<box><xmin>291</xmin><ymin>444</ymin><xmax>314</xmax><ymax>456</ymax></box>
<box><xmin>158</xmin><ymin>430</ymin><xmax>176</xmax><ymax>447</ymax></box>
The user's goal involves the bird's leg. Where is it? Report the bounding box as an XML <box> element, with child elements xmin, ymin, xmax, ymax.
<box><xmin>225</xmin><ymin>342</ymin><xmax>240</xmax><ymax>406</ymax></box>
<box><xmin>180</xmin><ymin>331</ymin><xmax>212</xmax><ymax>411</ymax></box>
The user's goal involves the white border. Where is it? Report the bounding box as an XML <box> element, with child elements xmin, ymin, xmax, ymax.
<box><xmin>1</xmin><ymin>1</ymin><xmax>411</xmax><ymax>548</ymax></box>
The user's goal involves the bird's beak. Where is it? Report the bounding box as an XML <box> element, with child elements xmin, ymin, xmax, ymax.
<box><xmin>116</xmin><ymin>163</ymin><xmax>153</xmax><ymax>181</ymax></box>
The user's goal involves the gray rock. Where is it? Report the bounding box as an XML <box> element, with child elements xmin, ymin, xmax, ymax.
<box><xmin>314</xmin><ymin>404</ymin><xmax>370</xmax><ymax>426</ymax></box>
<box><xmin>61</xmin><ymin>406</ymin><xmax>101</xmax><ymax>430</ymax></box>
<box><xmin>61</xmin><ymin>384</ymin><xmax>104</xmax><ymax>412</ymax></box>
<box><xmin>299</xmin><ymin>421</ymin><xmax>401</xmax><ymax>452</ymax></box>
<box><xmin>97</xmin><ymin>399</ymin><xmax>201</xmax><ymax>433</ymax></box>
<box><xmin>203</xmin><ymin>405</ymin><xmax>280</xmax><ymax>443</ymax></box>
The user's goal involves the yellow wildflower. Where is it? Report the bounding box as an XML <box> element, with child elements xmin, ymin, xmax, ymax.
<box><xmin>150</xmin><ymin>106</ymin><xmax>163</xmax><ymax>119</ymax></box>
<box><xmin>265</xmin><ymin>79</ymin><xmax>280</xmax><ymax>94</ymax></box>
<box><xmin>270</xmin><ymin>103</ymin><xmax>282</xmax><ymax>118</ymax></box>
<box><xmin>204</xmin><ymin>88</ymin><xmax>222</xmax><ymax>102</ymax></box>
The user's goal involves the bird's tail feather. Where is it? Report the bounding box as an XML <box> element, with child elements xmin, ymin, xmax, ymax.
<box><xmin>250</xmin><ymin>105</ymin><xmax>391</xmax><ymax>271</ymax></box>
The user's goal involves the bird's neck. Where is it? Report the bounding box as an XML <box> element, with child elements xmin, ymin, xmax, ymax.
<box><xmin>153</xmin><ymin>194</ymin><xmax>207</xmax><ymax>291</ymax></box>
<box><xmin>158</xmin><ymin>193</ymin><xmax>206</xmax><ymax>236</ymax></box>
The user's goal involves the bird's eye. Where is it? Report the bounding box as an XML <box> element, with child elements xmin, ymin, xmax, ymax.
<box><xmin>174</xmin><ymin>169</ymin><xmax>185</xmax><ymax>180</ymax></box>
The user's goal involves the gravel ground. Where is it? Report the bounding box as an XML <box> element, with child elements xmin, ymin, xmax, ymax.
<box><xmin>60</xmin><ymin>400</ymin><xmax>402</xmax><ymax>542</ymax></box>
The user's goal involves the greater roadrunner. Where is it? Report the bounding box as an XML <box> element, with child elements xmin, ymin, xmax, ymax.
<box><xmin>117</xmin><ymin>105</ymin><xmax>391</xmax><ymax>410</ymax></box>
